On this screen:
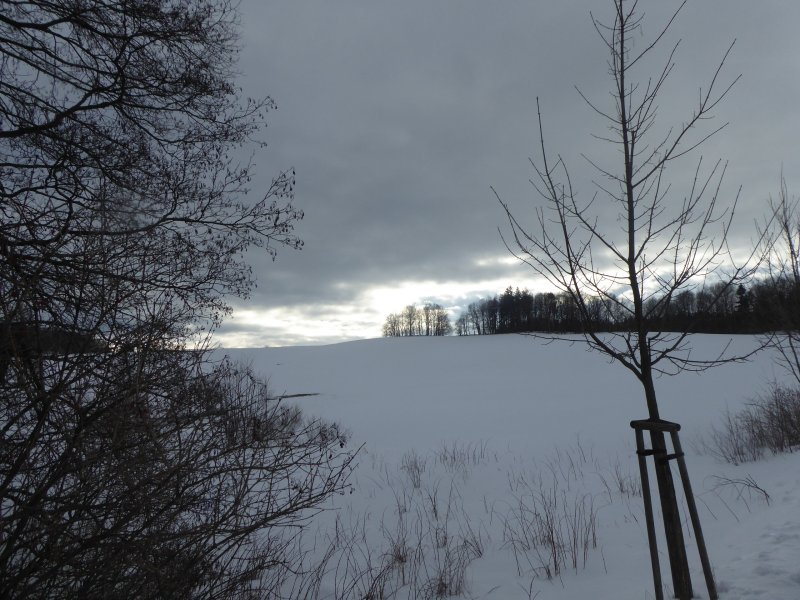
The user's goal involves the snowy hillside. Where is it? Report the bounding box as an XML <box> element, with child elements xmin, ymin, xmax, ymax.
<box><xmin>223</xmin><ymin>334</ymin><xmax>800</xmax><ymax>599</ymax></box>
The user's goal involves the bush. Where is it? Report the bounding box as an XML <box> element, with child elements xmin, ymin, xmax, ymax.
<box><xmin>0</xmin><ymin>355</ymin><xmax>356</xmax><ymax>598</ymax></box>
<box><xmin>705</xmin><ymin>385</ymin><xmax>800</xmax><ymax>464</ymax></box>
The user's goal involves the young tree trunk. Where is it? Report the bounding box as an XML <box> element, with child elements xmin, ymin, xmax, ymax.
<box><xmin>643</xmin><ymin>371</ymin><xmax>693</xmax><ymax>599</ymax></box>
<box><xmin>652</xmin><ymin>435</ymin><xmax>693</xmax><ymax>599</ymax></box>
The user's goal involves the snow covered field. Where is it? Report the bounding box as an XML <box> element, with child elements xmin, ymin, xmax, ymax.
<box><xmin>223</xmin><ymin>334</ymin><xmax>800</xmax><ymax>599</ymax></box>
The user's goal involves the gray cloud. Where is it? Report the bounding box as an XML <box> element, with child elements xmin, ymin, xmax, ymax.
<box><xmin>220</xmin><ymin>0</ymin><xmax>800</xmax><ymax>346</ymax></box>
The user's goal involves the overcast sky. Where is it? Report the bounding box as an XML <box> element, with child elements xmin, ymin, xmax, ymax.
<box><xmin>214</xmin><ymin>1</ymin><xmax>800</xmax><ymax>347</ymax></box>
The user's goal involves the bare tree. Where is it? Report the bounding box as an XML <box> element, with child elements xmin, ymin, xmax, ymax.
<box><xmin>763</xmin><ymin>176</ymin><xmax>800</xmax><ymax>384</ymax></box>
<box><xmin>497</xmin><ymin>1</ymin><xmax>763</xmax><ymax>597</ymax></box>
<box><xmin>423</xmin><ymin>303</ymin><xmax>452</xmax><ymax>337</ymax></box>
<box><xmin>0</xmin><ymin>1</ymin><xmax>354</xmax><ymax>597</ymax></box>
<box><xmin>382</xmin><ymin>312</ymin><xmax>403</xmax><ymax>337</ymax></box>
<box><xmin>432</xmin><ymin>304</ymin><xmax>453</xmax><ymax>336</ymax></box>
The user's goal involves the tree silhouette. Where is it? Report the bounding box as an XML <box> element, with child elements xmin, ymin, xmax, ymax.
<box><xmin>496</xmin><ymin>1</ymin><xmax>765</xmax><ymax>596</ymax></box>
<box><xmin>0</xmin><ymin>2</ymin><xmax>353</xmax><ymax>596</ymax></box>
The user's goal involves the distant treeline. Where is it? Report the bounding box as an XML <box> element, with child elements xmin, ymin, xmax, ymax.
<box><xmin>452</xmin><ymin>280</ymin><xmax>800</xmax><ymax>336</ymax></box>
<box><xmin>382</xmin><ymin>303</ymin><xmax>453</xmax><ymax>337</ymax></box>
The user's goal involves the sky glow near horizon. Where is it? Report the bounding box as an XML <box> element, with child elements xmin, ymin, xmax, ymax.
<box><xmin>217</xmin><ymin>274</ymin><xmax>532</xmax><ymax>347</ymax></box>
<box><xmin>215</xmin><ymin>1</ymin><xmax>800</xmax><ymax>347</ymax></box>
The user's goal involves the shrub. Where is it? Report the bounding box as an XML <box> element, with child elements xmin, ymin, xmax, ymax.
<box><xmin>705</xmin><ymin>385</ymin><xmax>800</xmax><ymax>464</ymax></box>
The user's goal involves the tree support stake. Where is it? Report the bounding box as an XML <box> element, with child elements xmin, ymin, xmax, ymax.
<box><xmin>630</xmin><ymin>419</ymin><xmax>717</xmax><ymax>600</ymax></box>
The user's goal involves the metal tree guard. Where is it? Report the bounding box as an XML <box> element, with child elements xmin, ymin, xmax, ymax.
<box><xmin>630</xmin><ymin>419</ymin><xmax>718</xmax><ymax>600</ymax></box>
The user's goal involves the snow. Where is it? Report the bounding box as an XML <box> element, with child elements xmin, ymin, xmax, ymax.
<box><xmin>222</xmin><ymin>334</ymin><xmax>800</xmax><ymax>599</ymax></box>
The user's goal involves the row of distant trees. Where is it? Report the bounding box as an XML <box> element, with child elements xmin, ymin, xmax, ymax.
<box><xmin>452</xmin><ymin>279</ymin><xmax>799</xmax><ymax>336</ymax></box>
<box><xmin>382</xmin><ymin>303</ymin><xmax>453</xmax><ymax>337</ymax></box>
<box><xmin>381</xmin><ymin>277</ymin><xmax>800</xmax><ymax>339</ymax></box>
